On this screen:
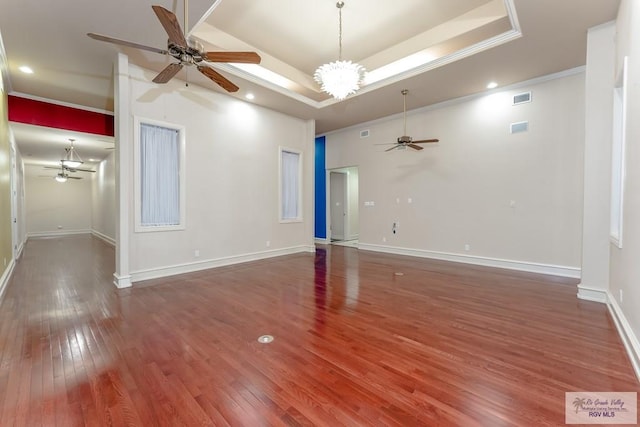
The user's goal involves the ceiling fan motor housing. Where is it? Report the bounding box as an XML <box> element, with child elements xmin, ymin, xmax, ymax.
<box><xmin>169</xmin><ymin>42</ymin><xmax>204</xmax><ymax>65</ymax></box>
<box><xmin>397</xmin><ymin>135</ymin><xmax>413</xmax><ymax>144</ymax></box>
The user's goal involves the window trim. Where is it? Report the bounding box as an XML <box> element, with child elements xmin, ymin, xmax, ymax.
<box><xmin>134</xmin><ymin>116</ymin><xmax>186</xmax><ymax>233</ymax></box>
<box><xmin>279</xmin><ymin>146</ymin><xmax>303</xmax><ymax>223</ymax></box>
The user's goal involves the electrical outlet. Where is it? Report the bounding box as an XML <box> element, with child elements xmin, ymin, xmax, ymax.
<box><xmin>382</xmin><ymin>237</ymin><xmax>387</xmax><ymax>243</ymax></box>
<box><xmin>266</xmin><ymin>241</ymin><xmax>271</xmax><ymax>247</ymax></box>
<box><xmin>464</xmin><ymin>244</ymin><xmax>471</xmax><ymax>251</ymax></box>
<box><xmin>194</xmin><ymin>249</ymin><xmax>200</xmax><ymax>257</ymax></box>
<box><xmin>57</xmin><ymin>225</ymin><xmax>63</xmax><ymax>229</ymax></box>
<box><xmin>619</xmin><ymin>289</ymin><xmax>623</xmax><ymax>303</ymax></box>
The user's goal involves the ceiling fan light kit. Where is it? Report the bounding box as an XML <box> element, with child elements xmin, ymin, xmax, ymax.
<box><xmin>87</xmin><ymin>2</ymin><xmax>260</xmax><ymax>92</ymax></box>
<box><xmin>314</xmin><ymin>1</ymin><xmax>365</xmax><ymax>100</ymax></box>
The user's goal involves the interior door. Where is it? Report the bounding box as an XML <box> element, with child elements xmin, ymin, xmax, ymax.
<box><xmin>330</xmin><ymin>171</ymin><xmax>346</xmax><ymax>241</ymax></box>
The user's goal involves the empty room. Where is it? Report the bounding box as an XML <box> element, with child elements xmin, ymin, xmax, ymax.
<box><xmin>0</xmin><ymin>0</ymin><xmax>639</xmax><ymax>425</ymax></box>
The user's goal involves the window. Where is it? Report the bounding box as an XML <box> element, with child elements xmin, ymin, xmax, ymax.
<box><xmin>135</xmin><ymin>117</ymin><xmax>186</xmax><ymax>232</ymax></box>
<box><xmin>280</xmin><ymin>147</ymin><xmax>302</xmax><ymax>222</ymax></box>
<box><xmin>610</xmin><ymin>57</ymin><xmax>628</xmax><ymax>248</ymax></box>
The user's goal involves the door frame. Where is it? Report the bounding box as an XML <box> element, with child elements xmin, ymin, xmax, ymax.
<box><xmin>329</xmin><ymin>170</ymin><xmax>348</xmax><ymax>241</ymax></box>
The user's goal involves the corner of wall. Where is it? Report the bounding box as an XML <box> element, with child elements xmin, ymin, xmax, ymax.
<box><xmin>607</xmin><ymin>291</ymin><xmax>640</xmax><ymax>382</ymax></box>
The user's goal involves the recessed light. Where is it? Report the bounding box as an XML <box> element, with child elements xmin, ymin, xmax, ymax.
<box><xmin>245</xmin><ymin>93</ymin><xmax>255</xmax><ymax>100</ymax></box>
<box><xmin>19</xmin><ymin>65</ymin><xmax>34</xmax><ymax>74</ymax></box>
<box><xmin>487</xmin><ymin>81</ymin><xmax>498</xmax><ymax>89</ymax></box>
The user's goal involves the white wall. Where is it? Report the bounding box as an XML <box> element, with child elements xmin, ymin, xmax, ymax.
<box><xmin>579</xmin><ymin>23</ymin><xmax>615</xmax><ymax>302</ymax></box>
<box><xmin>14</xmin><ymin>147</ymin><xmax>26</xmax><ymax>252</ymax></box>
<box><xmin>608</xmin><ymin>0</ymin><xmax>640</xmax><ymax>379</ymax></box>
<box><xmin>325</xmin><ymin>72</ymin><xmax>585</xmax><ymax>275</ymax></box>
<box><xmin>24</xmin><ymin>166</ymin><xmax>92</xmax><ymax>236</ymax></box>
<box><xmin>91</xmin><ymin>151</ymin><xmax>116</xmax><ymax>244</ymax></box>
<box><xmin>122</xmin><ymin>64</ymin><xmax>315</xmax><ymax>281</ymax></box>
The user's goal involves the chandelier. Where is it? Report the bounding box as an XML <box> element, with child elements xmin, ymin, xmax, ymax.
<box><xmin>314</xmin><ymin>1</ymin><xmax>365</xmax><ymax>100</ymax></box>
<box><xmin>61</xmin><ymin>138</ymin><xmax>83</xmax><ymax>168</ymax></box>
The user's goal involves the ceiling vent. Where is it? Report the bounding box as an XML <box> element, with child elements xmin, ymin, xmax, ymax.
<box><xmin>513</xmin><ymin>91</ymin><xmax>532</xmax><ymax>105</ymax></box>
<box><xmin>510</xmin><ymin>121</ymin><xmax>529</xmax><ymax>134</ymax></box>
<box><xmin>360</xmin><ymin>129</ymin><xmax>370</xmax><ymax>138</ymax></box>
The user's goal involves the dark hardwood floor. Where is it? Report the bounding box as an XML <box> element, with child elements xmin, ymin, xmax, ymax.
<box><xmin>0</xmin><ymin>235</ymin><xmax>638</xmax><ymax>426</ymax></box>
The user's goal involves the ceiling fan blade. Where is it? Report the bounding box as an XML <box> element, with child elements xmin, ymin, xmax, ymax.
<box><xmin>385</xmin><ymin>145</ymin><xmax>399</xmax><ymax>152</ymax></box>
<box><xmin>66</xmin><ymin>176</ymin><xmax>83</xmax><ymax>180</ymax></box>
<box><xmin>408</xmin><ymin>143</ymin><xmax>424</xmax><ymax>150</ymax></box>
<box><xmin>411</xmin><ymin>138</ymin><xmax>440</xmax><ymax>144</ymax></box>
<box><xmin>203</xmin><ymin>51</ymin><xmax>261</xmax><ymax>64</ymax></box>
<box><xmin>152</xmin><ymin>5</ymin><xmax>187</xmax><ymax>47</ymax></box>
<box><xmin>197</xmin><ymin>66</ymin><xmax>239</xmax><ymax>92</ymax></box>
<box><xmin>87</xmin><ymin>33</ymin><xmax>168</xmax><ymax>55</ymax></box>
<box><xmin>153</xmin><ymin>63</ymin><xmax>184</xmax><ymax>83</ymax></box>
<box><xmin>66</xmin><ymin>168</ymin><xmax>96</xmax><ymax>173</ymax></box>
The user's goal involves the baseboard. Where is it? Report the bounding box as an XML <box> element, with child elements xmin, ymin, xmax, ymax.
<box><xmin>577</xmin><ymin>284</ymin><xmax>608</xmax><ymax>303</ymax></box>
<box><xmin>0</xmin><ymin>258</ymin><xmax>16</xmax><ymax>304</ymax></box>
<box><xmin>607</xmin><ymin>291</ymin><xmax>640</xmax><ymax>383</ymax></box>
<box><xmin>315</xmin><ymin>238</ymin><xmax>330</xmax><ymax>245</ymax></box>
<box><xmin>27</xmin><ymin>229</ymin><xmax>92</xmax><ymax>239</ymax></box>
<box><xmin>113</xmin><ymin>273</ymin><xmax>132</xmax><ymax>289</ymax></box>
<box><xmin>91</xmin><ymin>230</ymin><xmax>116</xmax><ymax>246</ymax></box>
<box><xmin>16</xmin><ymin>239</ymin><xmax>25</xmax><ymax>259</ymax></box>
<box><xmin>131</xmin><ymin>245</ymin><xmax>316</xmax><ymax>283</ymax></box>
<box><xmin>358</xmin><ymin>243</ymin><xmax>581</xmax><ymax>278</ymax></box>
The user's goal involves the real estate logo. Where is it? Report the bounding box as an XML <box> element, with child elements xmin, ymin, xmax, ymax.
<box><xmin>565</xmin><ymin>392</ymin><xmax>637</xmax><ymax>424</ymax></box>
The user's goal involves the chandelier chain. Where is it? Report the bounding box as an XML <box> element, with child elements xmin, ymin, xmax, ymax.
<box><xmin>338</xmin><ymin>2</ymin><xmax>343</xmax><ymax>60</ymax></box>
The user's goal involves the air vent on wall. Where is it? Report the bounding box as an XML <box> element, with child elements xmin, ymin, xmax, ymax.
<box><xmin>510</xmin><ymin>121</ymin><xmax>529</xmax><ymax>134</ymax></box>
<box><xmin>360</xmin><ymin>129</ymin><xmax>370</xmax><ymax>138</ymax></box>
<box><xmin>513</xmin><ymin>91</ymin><xmax>531</xmax><ymax>105</ymax></box>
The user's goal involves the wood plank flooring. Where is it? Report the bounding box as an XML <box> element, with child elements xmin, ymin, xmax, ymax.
<box><xmin>0</xmin><ymin>235</ymin><xmax>638</xmax><ymax>426</ymax></box>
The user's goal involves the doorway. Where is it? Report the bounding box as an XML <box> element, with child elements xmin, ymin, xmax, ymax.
<box><xmin>328</xmin><ymin>166</ymin><xmax>359</xmax><ymax>246</ymax></box>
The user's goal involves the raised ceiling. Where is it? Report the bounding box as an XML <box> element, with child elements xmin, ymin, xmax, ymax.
<box><xmin>0</xmin><ymin>0</ymin><xmax>621</xmax><ymax>167</ymax></box>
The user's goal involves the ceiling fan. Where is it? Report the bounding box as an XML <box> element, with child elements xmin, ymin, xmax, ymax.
<box><xmin>40</xmin><ymin>165</ymin><xmax>83</xmax><ymax>183</ymax></box>
<box><xmin>383</xmin><ymin>89</ymin><xmax>439</xmax><ymax>152</ymax></box>
<box><xmin>44</xmin><ymin>163</ymin><xmax>95</xmax><ymax>174</ymax></box>
<box><xmin>87</xmin><ymin>2</ymin><xmax>261</xmax><ymax>92</ymax></box>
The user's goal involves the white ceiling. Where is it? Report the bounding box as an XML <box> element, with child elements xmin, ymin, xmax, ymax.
<box><xmin>0</xmin><ymin>0</ymin><xmax>620</xmax><ymax>168</ymax></box>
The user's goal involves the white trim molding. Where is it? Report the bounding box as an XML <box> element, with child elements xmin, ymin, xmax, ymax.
<box><xmin>131</xmin><ymin>245</ymin><xmax>316</xmax><ymax>283</ymax></box>
<box><xmin>27</xmin><ymin>229</ymin><xmax>92</xmax><ymax>239</ymax></box>
<box><xmin>607</xmin><ymin>291</ymin><xmax>640</xmax><ymax>382</ymax></box>
<box><xmin>0</xmin><ymin>259</ymin><xmax>16</xmax><ymax>303</ymax></box>
<box><xmin>91</xmin><ymin>230</ymin><xmax>116</xmax><ymax>247</ymax></box>
<box><xmin>577</xmin><ymin>284</ymin><xmax>608</xmax><ymax>303</ymax></box>
<box><xmin>113</xmin><ymin>273</ymin><xmax>132</xmax><ymax>289</ymax></box>
<box><xmin>314</xmin><ymin>238</ymin><xmax>330</xmax><ymax>245</ymax></box>
<box><xmin>358</xmin><ymin>243</ymin><xmax>581</xmax><ymax>278</ymax></box>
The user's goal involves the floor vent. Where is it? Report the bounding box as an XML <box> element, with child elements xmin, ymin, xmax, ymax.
<box><xmin>510</xmin><ymin>121</ymin><xmax>529</xmax><ymax>134</ymax></box>
<box><xmin>513</xmin><ymin>91</ymin><xmax>532</xmax><ymax>105</ymax></box>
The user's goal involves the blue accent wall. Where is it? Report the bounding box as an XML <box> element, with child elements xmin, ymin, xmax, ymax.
<box><xmin>314</xmin><ymin>136</ymin><xmax>327</xmax><ymax>239</ymax></box>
